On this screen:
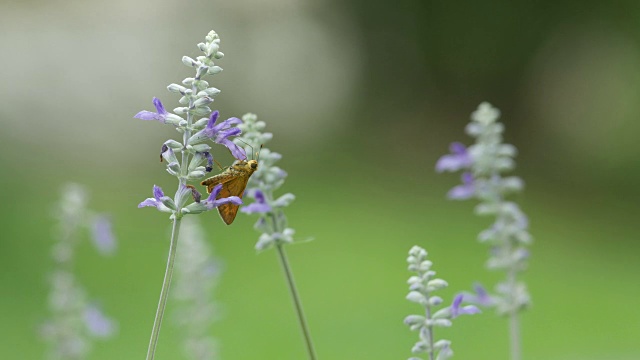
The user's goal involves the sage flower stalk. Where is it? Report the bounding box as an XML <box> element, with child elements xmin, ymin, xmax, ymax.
<box><xmin>41</xmin><ymin>184</ymin><xmax>117</xmax><ymax>360</ymax></box>
<box><xmin>404</xmin><ymin>246</ymin><xmax>479</xmax><ymax>360</ymax></box>
<box><xmin>134</xmin><ymin>30</ymin><xmax>245</xmax><ymax>360</ymax></box>
<box><xmin>173</xmin><ymin>217</ymin><xmax>222</xmax><ymax>360</ymax></box>
<box><xmin>436</xmin><ymin>102</ymin><xmax>532</xmax><ymax>360</ymax></box>
<box><xmin>235</xmin><ymin>113</ymin><xmax>317</xmax><ymax>360</ymax></box>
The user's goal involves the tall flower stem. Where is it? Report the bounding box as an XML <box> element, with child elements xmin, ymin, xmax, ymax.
<box><xmin>508</xmin><ymin>267</ymin><xmax>521</xmax><ymax>360</ymax></box>
<box><xmin>424</xmin><ymin>300</ymin><xmax>435</xmax><ymax>360</ymax></box>
<box><xmin>146</xmin><ymin>216</ymin><xmax>182</xmax><ymax>360</ymax></box>
<box><xmin>275</xmin><ymin>243</ymin><xmax>317</xmax><ymax>360</ymax></box>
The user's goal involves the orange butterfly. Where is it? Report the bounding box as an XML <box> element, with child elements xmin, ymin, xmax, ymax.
<box><xmin>200</xmin><ymin>159</ymin><xmax>258</xmax><ymax>225</ymax></box>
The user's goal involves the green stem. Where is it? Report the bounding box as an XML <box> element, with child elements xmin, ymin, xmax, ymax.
<box><xmin>275</xmin><ymin>243</ymin><xmax>318</xmax><ymax>360</ymax></box>
<box><xmin>145</xmin><ymin>216</ymin><xmax>182</xmax><ymax>360</ymax></box>
<box><xmin>424</xmin><ymin>296</ymin><xmax>435</xmax><ymax>360</ymax></box>
<box><xmin>507</xmin><ymin>266</ymin><xmax>521</xmax><ymax>360</ymax></box>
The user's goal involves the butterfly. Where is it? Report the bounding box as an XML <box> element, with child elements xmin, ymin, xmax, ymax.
<box><xmin>201</xmin><ymin>159</ymin><xmax>258</xmax><ymax>225</ymax></box>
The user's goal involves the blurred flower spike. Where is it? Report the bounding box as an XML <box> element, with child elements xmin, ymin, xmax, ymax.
<box><xmin>41</xmin><ymin>184</ymin><xmax>118</xmax><ymax>358</ymax></box>
<box><xmin>234</xmin><ymin>113</ymin><xmax>298</xmax><ymax>250</ymax></box>
<box><xmin>436</xmin><ymin>102</ymin><xmax>532</xmax><ymax>360</ymax></box>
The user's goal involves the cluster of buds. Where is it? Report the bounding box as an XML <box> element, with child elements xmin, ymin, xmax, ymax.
<box><xmin>404</xmin><ymin>246</ymin><xmax>479</xmax><ymax>360</ymax></box>
<box><xmin>234</xmin><ymin>113</ymin><xmax>297</xmax><ymax>250</ymax></box>
<box><xmin>135</xmin><ymin>30</ymin><xmax>245</xmax><ymax>218</ymax></box>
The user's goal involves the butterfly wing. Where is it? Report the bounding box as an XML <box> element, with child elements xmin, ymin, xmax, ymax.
<box><xmin>215</xmin><ymin>175</ymin><xmax>249</xmax><ymax>225</ymax></box>
<box><xmin>201</xmin><ymin>171</ymin><xmax>249</xmax><ymax>225</ymax></box>
<box><xmin>201</xmin><ymin>172</ymin><xmax>236</xmax><ymax>192</ymax></box>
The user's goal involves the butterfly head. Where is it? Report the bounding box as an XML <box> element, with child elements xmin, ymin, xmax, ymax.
<box><xmin>233</xmin><ymin>159</ymin><xmax>258</xmax><ymax>173</ymax></box>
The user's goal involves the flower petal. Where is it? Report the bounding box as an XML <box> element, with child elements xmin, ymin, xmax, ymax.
<box><xmin>152</xmin><ymin>97</ymin><xmax>166</xmax><ymax>115</ymax></box>
<box><xmin>219</xmin><ymin>139</ymin><xmax>247</xmax><ymax>160</ymax></box>
<box><xmin>206</xmin><ymin>184</ymin><xmax>223</xmax><ymax>202</ymax></box>
<box><xmin>138</xmin><ymin>198</ymin><xmax>159</xmax><ymax>208</ymax></box>
<box><xmin>450</xmin><ymin>142</ymin><xmax>467</xmax><ymax>155</ymax></box>
<box><xmin>211</xmin><ymin>117</ymin><xmax>242</xmax><ymax>133</ymax></box>
<box><xmin>91</xmin><ymin>215</ymin><xmax>116</xmax><ymax>256</ymax></box>
<box><xmin>447</xmin><ymin>184</ymin><xmax>474</xmax><ymax>200</ymax></box>
<box><xmin>241</xmin><ymin>202</ymin><xmax>271</xmax><ymax>214</ymax></box>
<box><xmin>153</xmin><ymin>185</ymin><xmax>165</xmax><ymax>200</ymax></box>
<box><xmin>207</xmin><ymin>110</ymin><xmax>220</xmax><ymax>128</ymax></box>
<box><xmin>134</xmin><ymin>110</ymin><xmax>162</xmax><ymax>121</ymax></box>
<box><xmin>215</xmin><ymin>127</ymin><xmax>242</xmax><ymax>141</ymax></box>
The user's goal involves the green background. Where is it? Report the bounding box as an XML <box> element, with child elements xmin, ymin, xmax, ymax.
<box><xmin>1</xmin><ymin>0</ymin><xmax>639</xmax><ymax>359</ymax></box>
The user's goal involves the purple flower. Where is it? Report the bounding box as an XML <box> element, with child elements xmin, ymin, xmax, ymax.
<box><xmin>436</xmin><ymin>142</ymin><xmax>472</xmax><ymax>172</ymax></box>
<box><xmin>203</xmin><ymin>151</ymin><xmax>214</xmax><ymax>172</ymax></box>
<box><xmin>461</xmin><ymin>283</ymin><xmax>495</xmax><ymax>307</ymax></box>
<box><xmin>134</xmin><ymin>97</ymin><xmax>168</xmax><ymax>123</ymax></box>
<box><xmin>450</xmin><ymin>294</ymin><xmax>481</xmax><ymax>318</ymax></box>
<box><xmin>241</xmin><ymin>189</ymin><xmax>271</xmax><ymax>214</ymax></box>
<box><xmin>91</xmin><ymin>215</ymin><xmax>116</xmax><ymax>256</ymax></box>
<box><xmin>84</xmin><ymin>304</ymin><xmax>116</xmax><ymax>338</ymax></box>
<box><xmin>202</xmin><ymin>184</ymin><xmax>243</xmax><ymax>210</ymax></box>
<box><xmin>447</xmin><ymin>172</ymin><xmax>475</xmax><ymax>200</ymax></box>
<box><xmin>190</xmin><ymin>111</ymin><xmax>246</xmax><ymax>160</ymax></box>
<box><xmin>138</xmin><ymin>185</ymin><xmax>174</xmax><ymax>211</ymax></box>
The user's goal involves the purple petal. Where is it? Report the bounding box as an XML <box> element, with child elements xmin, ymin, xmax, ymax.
<box><xmin>435</xmin><ymin>142</ymin><xmax>472</xmax><ymax>172</ymax></box>
<box><xmin>204</xmin><ymin>152</ymin><xmax>214</xmax><ymax>172</ymax></box>
<box><xmin>447</xmin><ymin>183</ymin><xmax>475</xmax><ymax>200</ymax></box>
<box><xmin>462</xmin><ymin>172</ymin><xmax>474</xmax><ymax>185</ymax></box>
<box><xmin>211</xmin><ymin>117</ymin><xmax>242</xmax><ymax>133</ymax></box>
<box><xmin>450</xmin><ymin>294</ymin><xmax>464</xmax><ymax>318</ymax></box>
<box><xmin>205</xmin><ymin>111</ymin><xmax>220</xmax><ymax>130</ymax></box>
<box><xmin>453</xmin><ymin>294</ymin><xmax>463</xmax><ymax>309</ymax></box>
<box><xmin>138</xmin><ymin>198</ymin><xmax>160</xmax><ymax>208</ymax></box>
<box><xmin>84</xmin><ymin>305</ymin><xmax>116</xmax><ymax>337</ymax></box>
<box><xmin>153</xmin><ymin>185</ymin><xmax>164</xmax><ymax>200</ymax></box>
<box><xmin>134</xmin><ymin>110</ymin><xmax>162</xmax><ymax>121</ymax></box>
<box><xmin>241</xmin><ymin>202</ymin><xmax>271</xmax><ymax>214</ymax></box>
<box><xmin>447</xmin><ymin>172</ymin><xmax>475</xmax><ymax>199</ymax></box>
<box><xmin>254</xmin><ymin>189</ymin><xmax>266</xmax><ymax>204</ymax></box>
<box><xmin>214</xmin><ymin>196</ymin><xmax>243</xmax><ymax>207</ymax></box>
<box><xmin>450</xmin><ymin>142</ymin><xmax>467</xmax><ymax>155</ymax></box>
<box><xmin>219</xmin><ymin>139</ymin><xmax>247</xmax><ymax>160</ymax></box>
<box><xmin>451</xmin><ymin>294</ymin><xmax>481</xmax><ymax>318</ymax></box>
<box><xmin>215</xmin><ymin>127</ymin><xmax>242</xmax><ymax>141</ymax></box>
<box><xmin>91</xmin><ymin>216</ymin><xmax>116</xmax><ymax>256</ymax></box>
<box><xmin>206</xmin><ymin>184</ymin><xmax>224</xmax><ymax>202</ymax></box>
<box><xmin>152</xmin><ymin>97</ymin><xmax>167</xmax><ymax>115</ymax></box>
<box><xmin>134</xmin><ymin>98</ymin><xmax>168</xmax><ymax>122</ymax></box>
<box><xmin>460</xmin><ymin>305</ymin><xmax>481</xmax><ymax>316</ymax></box>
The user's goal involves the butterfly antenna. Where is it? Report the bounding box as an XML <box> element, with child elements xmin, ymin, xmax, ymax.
<box><xmin>214</xmin><ymin>159</ymin><xmax>224</xmax><ymax>171</ymax></box>
<box><xmin>256</xmin><ymin>144</ymin><xmax>264</xmax><ymax>162</ymax></box>
<box><xmin>236</xmin><ymin>139</ymin><xmax>255</xmax><ymax>160</ymax></box>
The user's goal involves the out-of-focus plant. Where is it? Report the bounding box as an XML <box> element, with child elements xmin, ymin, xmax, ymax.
<box><xmin>436</xmin><ymin>102</ymin><xmax>532</xmax><ymax>360</ymax></box>
<box><xmin>40</xmin><ymin>183</ymin><xmax>117</xmax><ymax>360</ymax></box>
<box><xmin>236</xmin><ymin>113</ymin><xmax>317</xmax><ymax>360</ymax></box>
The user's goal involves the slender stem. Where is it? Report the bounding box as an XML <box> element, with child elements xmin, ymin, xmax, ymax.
<box><xmin>275</xmin><ymin>243</ymin><xmax>317</xmax><ymax>360</ymax></box>
<box><xmin>424</xmin><ymin>296</ymin><xmax>435</xmax><ymax>360</ymax></box>
<box><xmin>146</xmin><ymin>216</ymin><xmax>182</xmax><ymax>360</ymax></box>
<box><xmin>509</xmin><ymin>311</ymin><xmax>521</xmax><ymax>360</ymax></box>
<box><xmin>507</xmin><ymin>267</ymin><xmax>521</xmax><ymax>360</ymax></box>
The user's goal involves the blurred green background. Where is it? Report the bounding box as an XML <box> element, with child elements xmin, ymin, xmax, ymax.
<box><xmin>1</xmin><ymin>0</ymin><xmax>639</xmax><ymax>359</ymax></box>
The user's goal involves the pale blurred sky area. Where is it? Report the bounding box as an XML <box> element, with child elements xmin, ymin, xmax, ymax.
<box><xmin>0</xmin><ymin>0</ymin><xmax>362</xmax><ymax>172</ymax></box>
<box><xmin>1</xmin><ymin>0</ymin><xmax>639</xmax><ymax>182</ymax></box>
